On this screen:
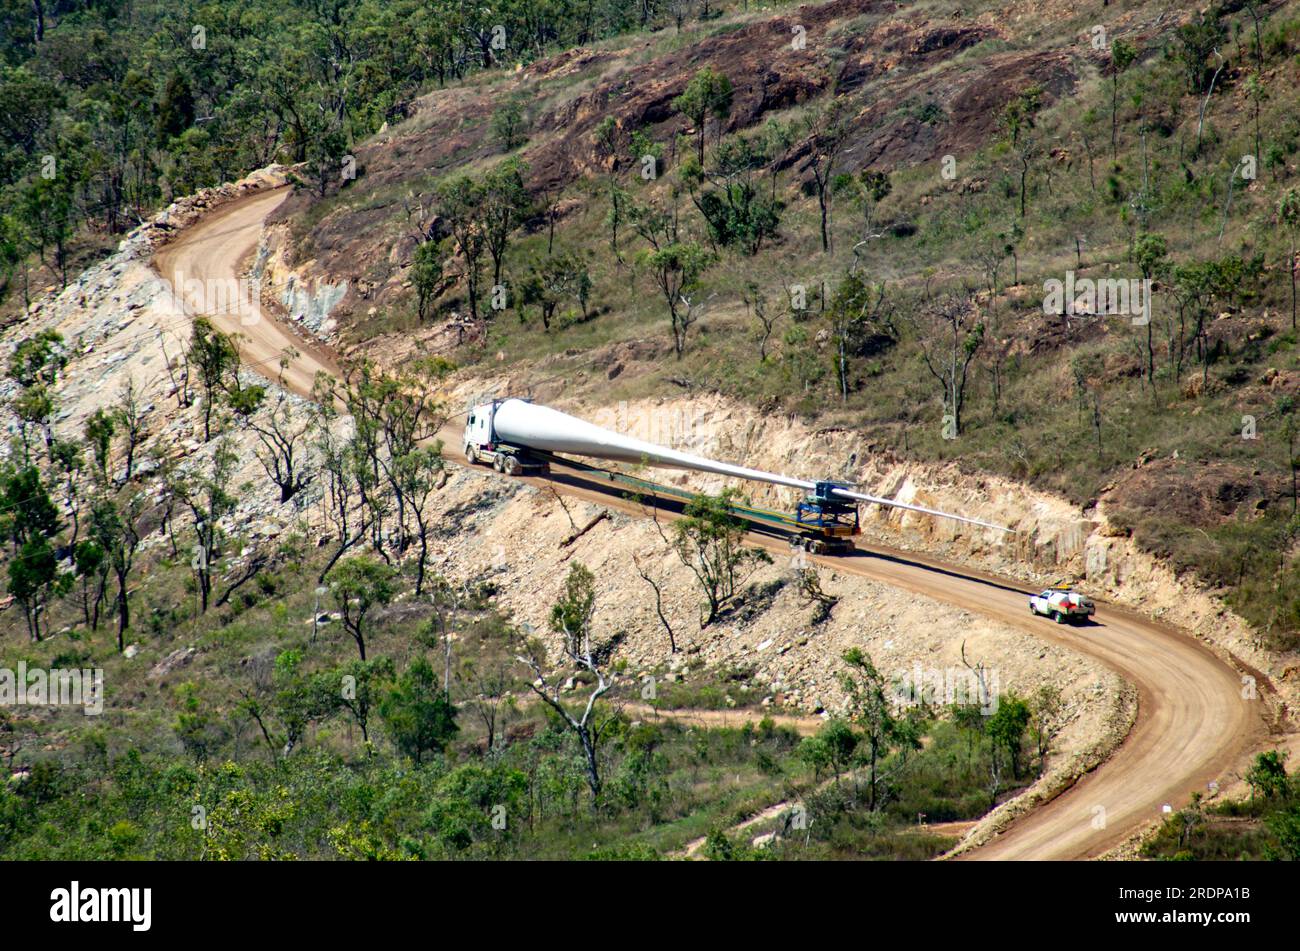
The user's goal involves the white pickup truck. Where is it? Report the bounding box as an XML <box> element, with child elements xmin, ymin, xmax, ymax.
<box><xmin>1029</xmin><ymin>584</ymin><xmax>1096</xmax><ymax>624</ymax></box>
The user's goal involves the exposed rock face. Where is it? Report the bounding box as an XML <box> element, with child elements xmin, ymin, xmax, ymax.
<box><xmin>2</xmin><ymin>164</ymin><xmax>321</xmax><ymax>576</ymax></box>
<box><xmin>148</xmin><ymin>647</ymin><xmax>197</xmax><ymax>679</ymax></box>
<box><xmin>278</xmin><ymin>272</ymin><xmax>349</xmax><ymax>337</ymax></box>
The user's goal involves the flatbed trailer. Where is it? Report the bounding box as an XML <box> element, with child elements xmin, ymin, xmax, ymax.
<box><xmin>530</xmin><ymin>451</ymin><xmax>860</xmax><ymax>554</ymax></box>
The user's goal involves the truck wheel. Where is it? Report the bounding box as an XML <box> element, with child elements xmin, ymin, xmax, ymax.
<box><xmin>504</xmin><ymin>456</ymin><xmax>522</xmax><ymax>476</ymax></box>
<box><xmin>1053</xmin><ymin>611</ymin><xmax>1067</xmax><ymax>624</ymax></box>
<box><xmin>465</xmin><ymin>444</ymin><xmax>476</xmax><ymax>464</ymax></box>
<box><xmin>492</xmin><ymin>454</ymin><xmax>505</xmax><ymax>473</ymax></box>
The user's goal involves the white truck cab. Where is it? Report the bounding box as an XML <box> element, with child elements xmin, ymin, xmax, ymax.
<box><xmin>463</xmin><ymin>400</ymin><xmax>547</xmax><ymax>475</ymax></box>
<box><xmin>1029</xmin><ymin>584</ymin><xmax>1096</xmax><ymax>624</ymax></box>
<box><xmin>463</xmin><ymin>405</ymin><xmax>493</xmax><ymax>460</ymax></box>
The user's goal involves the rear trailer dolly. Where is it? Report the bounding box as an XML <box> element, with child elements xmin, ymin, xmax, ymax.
<box><xmin>790</xmin><ymin>481</ymin><xmax>860</xmax><ymax>555</ymax></box>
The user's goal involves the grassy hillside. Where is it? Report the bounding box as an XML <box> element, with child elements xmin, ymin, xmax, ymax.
<box><xmin>1142</xmin><ymin>750</ymin><xmax>1300</xmax><ymax>860</ymax></box>
<box><xmin>0</xmin><ymin>533</ymin><xmax>1042</xmax><ymax>860</ymax></box>
<box><xmin>282</xmin><ymin>0</ymin><xmax>1300</xmax><ymax>650</ymax></box>
<box><xmin>5</xmin><ymin>0</ymin><xmax>1300</xmax><ymax>864</ymax></box>
<box><xmin>0</xmin><ymin>0</ymin><xmax>795</xmax><ymax>318</ymax></box>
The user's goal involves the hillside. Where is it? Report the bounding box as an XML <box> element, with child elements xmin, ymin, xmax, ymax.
<box><xmin>1</xmin><ymin>0</ymin><xmax>1300</xmax><ymax>868</ymax></box>
<box><xmin>253</xmin><ymin>0</ymin><xmax>1300</xmax><ymax>651</ymax></box>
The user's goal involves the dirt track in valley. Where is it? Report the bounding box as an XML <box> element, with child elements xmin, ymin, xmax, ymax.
<box><xmin>152</xmin><ymin>188</ymin><xmax>1268</xmax><ymax>860</ymax></box>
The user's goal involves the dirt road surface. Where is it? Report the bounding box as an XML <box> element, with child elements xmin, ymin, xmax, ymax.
<box><xmin>151</xmin><ymin>188</ymin><xmax>1267</xmax><ymax>860</ymax></box>
<box><xmin>154</xmin><ymin>188</ymin><xmax>340</xmax><ymax>396</ymax></box>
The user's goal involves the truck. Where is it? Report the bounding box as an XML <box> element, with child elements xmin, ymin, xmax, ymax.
<box><xmin>462</xmin><ymin>399</ymin><xmax>551</xmax><ymax>476</ymax></box>
<box><xmin>464</xmin><ymin>397</ymin><xmax>867</xmax><ymax>553</ymax></box>
<box><xmin>1029</xmin><ymin>583</ymin><xmax>1096</xmax><ymax>624</ymax></box>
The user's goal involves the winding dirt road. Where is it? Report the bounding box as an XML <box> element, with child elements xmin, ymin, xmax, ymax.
<box><xmin>153</xmin><ymin>188</ymin><xmax>1269</xmax><ymax>860</ymax></box>
<box><xmin>505</xmin><ymin>461</ymin><xmax>1265</xmax><ymax>859</ymax></box>
<box><xmin>154</xmin><ymin>187</ymin><xmax>340</xmax><ymax>395</ymax></box>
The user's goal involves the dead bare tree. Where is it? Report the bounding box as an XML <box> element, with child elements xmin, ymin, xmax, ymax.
<box><xmin>960</xmin><ymin>642</ymin><xmax>1001</xmax><ymax>808</ymax></box>
<box><xmin>802</xmin><ymin>99</ymin><xmax>852</xmax><ymax>253</ymax></box>
<box><xmin>676</xmin><ymin>292</ymin><xmax>707</xmax><ymax>356</ymax></box>
<box><xmin>743</xmin><ymin>281</ymin><xmax>784</xmax><ymax>363</ymax></box>
<box><xmin>457</xmin><ymin>655</ymin><xmax>517</xmax><ymax>754</ymax></box>
<box><xmin>421</xmin><ymin>574</ymin><xmax>470</xmax><ymax>692</ymax></box>
<box><xmin>1195</xmin><ymin>47</ymin><xmax>1226</xmax><ymax>153</ymax></box>
<box><xmin>312</xmin><ymin>397</ymin><xmax>372</xmax><ymax>583</ymax></box>
<box><xmin>633</xmin><ymin>550</ymin><xmax>678</xmax><ymax>653</ymax></box>
<box><xmin>116</xmin><ymin>377</ymin><xmax>149</xmax><ymax>482</ymax></box>
<box><xmin>157</xmin><ymin>329</ymin><xmax>192</xmax><ymax>408</ymax></box>
<box><xmin>795</xmin><ymin>566</ymin><xmax>839</xmax><ymax>624</ymax></box>
<box><xmin>546</xmin><ymin>482</ymin><xmax>578</xmax><ymax>531</ymax></box>
<box><xmin>401</xmin><ymin>188</ymin><xmax>436</xmax><ymax>243</ymax></box>
<box><xmin>237</xmin><ymin>352</ymin><xmax>318</xmax><ymax>505</ymax></box>
<box><xmin>970</xmin><ymin>243</ymin><xmax>1005</xmax><ymax>299</ymax></box>
<box><xmin>217</xmin><ymin>549</ymin><xmax>271</xmax><ymax>607</ymax></box>
<box><xmin>905</xmin><ymin>289</ymin><xmax>985</xmax><ymax>437</ymax></box>
<box><xmin>960</xmin><ymin>641</ymin><xmax>992</xmax><ymax>711</ymax></box>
